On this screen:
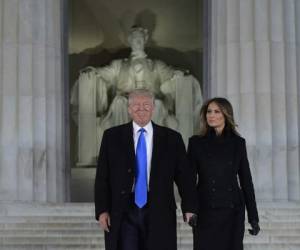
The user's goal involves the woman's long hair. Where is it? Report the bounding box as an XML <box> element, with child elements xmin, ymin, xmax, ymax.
<box><xmin>199</xmin><ymin>97</ymin><xmax>240</xmax><ymax>136</ymax></box>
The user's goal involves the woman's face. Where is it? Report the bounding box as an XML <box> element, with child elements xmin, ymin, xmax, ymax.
<box><xmin>206</xmin><ymin>102</ymin><xmax>225</xmax><ymax>131</ymax></box>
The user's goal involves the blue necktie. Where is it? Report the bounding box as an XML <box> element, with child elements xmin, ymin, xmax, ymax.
<box><xmin>135</xmin><ymin>128</ymin><xmax>147</xmax><ymax>208</ymax></box>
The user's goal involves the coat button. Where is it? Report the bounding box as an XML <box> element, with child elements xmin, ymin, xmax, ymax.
<box><xmin>127</xmin><ymin>168</ymin><xmax>132</xmax><ymax>173</ymax></box>
<box><xmin>121</xmin><ymin>190</ymin><xmax>126</xmax><ymax>195</ymax></box>
<box><xmin>212</xmin><ymin>179</ymin><xmax>216</xmax><ymax>184</ymax></box>
<box><xmin>212</xmin><ymin>188</ymin><xmax>216</xmax><ymax>192</ymax></box>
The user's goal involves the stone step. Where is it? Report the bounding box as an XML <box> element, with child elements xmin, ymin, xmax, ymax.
<box><xmin>0</xmin><ymin>201</ymin><xmax>299</xmax><ymax>250</ymax></box>
<box><xmin>2</xmin><ymin>214</ymin><xmax>300</xmax><ymax>222</ymax></box>
<box><xmin>1</xmin><ymin>201</ymin><xmax>300</xmax><ymax>214</ymax></box>
<box><xmin>0</xmin><ymin>242</ymin><xmax>300</xmax><ymax>250</ymax></box>
<box><xmin>2</xmin><ymin>236</ymin><xmax>300</xmax><ymax>245</ymax></box>
<box><xmin>1</xmin><ymin>227</ymin><xmax>299</xmax><ymax>236</ymax></box>
<box><xmin>1</xmin><ymin>224</ymin><xmax>299</xmax><ymax>234</ymax></box>
<box><xmin>0</xmin><ymin>231</ymin><xmax>300</xmax><ymax>245</ymax></box>
<box><xmin>1</xmin><ymin>222</ymin><xmax>300</xmax><ymax>234</ymax></box>
<box><xmin>2</xmin><ymin>209</ymin><xmax>300</xmax><ymax>217</ymax></box>
<box><xmin>1</xmin><ymin>245</ymin><xmax>300</xmax><ymax>250</ymax></box>
<box><xmin>0</xmin><ymin>246</ymin><xmax>102</xmax><ymax>250</ymax></box>
<box><xmin>1</xmin><ymin>234</ymin><xmax>299</xmax><ymax>242</ymax></box>
<box><xmin>2</xmin><ymin>245</ymin><xmax>299</xmax><ymax>250</ymax></box>
<box><xmin>1</xmin><ymin>221</ymin><xmax>300</xmax><ymax>231</ymax></box>
<box><xmin>1</xmin><ymin>242</ymin><xmax>300</xmax><ymax>250</ymax></box>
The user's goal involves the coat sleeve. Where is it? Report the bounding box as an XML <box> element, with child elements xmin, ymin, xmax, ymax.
<box><xmin>94</xmin><ymin>130</ymin><xmax>111</xmax><ymax>220</ymax></box>
<box><xmin>238</xmin><ymin>139</ymin><xmax>259</xmax><ymax>223</ymax></box>
<box><xmin>174</xmin><ymin>134</ymin><xmax>198</xmax><ymax>214</ymax></box>
<box><xmin>187</xmin><ymin>137</ymin><xmax>199</xmax><ymax>188</ymax></box>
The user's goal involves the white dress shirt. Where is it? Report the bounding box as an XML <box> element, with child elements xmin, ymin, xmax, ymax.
<box><xmin>132</xmin><ymin>121</ymin><xmax>153</xmax><ymax>189</ymax></box>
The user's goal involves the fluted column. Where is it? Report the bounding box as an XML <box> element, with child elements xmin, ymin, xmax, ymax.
<box><xmin>239</xmin><ymin>0</ymin><xmax>256</xmax><ymax>186</ymax></box>
<box><xmin>0</xmin><ymin>0</ymin><xmax>68</xmax><ymax>202</ymax></box>
<box><xmin>254</xmin><ymin>0</ymin><xmax>274</xmax><ymax>201</ymax></box>
<box><xmin>210</xmin><ymin>0</ymin><xmax>300</xmax><ymax>201</ymax></box>
<box><xmin>282</xmin><ymin>0</ymin><xmax>300</xmax><ymax>201</ymax></box>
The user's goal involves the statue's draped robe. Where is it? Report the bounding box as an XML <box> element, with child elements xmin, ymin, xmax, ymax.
<box><xmin>71</xmin><ymin>57</ymin><xmax>202</xmax><ymax>165</ymax></box>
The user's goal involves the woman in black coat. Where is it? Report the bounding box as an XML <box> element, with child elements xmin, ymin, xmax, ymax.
<box><xmin>188</xmin><ymin>97</ymin><xmax>260</xmax><ymax>250</ymax></box>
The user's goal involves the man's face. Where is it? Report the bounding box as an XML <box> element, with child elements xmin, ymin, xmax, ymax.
<box><xmin>128</xmin><ymin>95</ymin><xmax>154</xmax><ymax>127</ymax></box>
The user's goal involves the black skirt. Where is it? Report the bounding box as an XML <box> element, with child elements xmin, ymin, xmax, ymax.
<box><xmin>193</xmin><ymin>206</ymin><xmax>245</xmax><ymax>250</ymax></box>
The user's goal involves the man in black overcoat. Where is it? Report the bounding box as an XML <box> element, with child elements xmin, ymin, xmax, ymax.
<box><xmin>94</xmin><ymin>89</ymin><xmax>197</xmax><ymax>250</ymax></box>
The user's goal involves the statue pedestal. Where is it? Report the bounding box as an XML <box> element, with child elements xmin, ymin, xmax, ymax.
<box><xmin>73</xmin><ymin>72</ymin><xmax>202</xmax><ymax>164</ymax></box>
<box><xmin>71</xmin><ymin>167</ymin><xmax>96</xmax><ymax>202</ymax></box>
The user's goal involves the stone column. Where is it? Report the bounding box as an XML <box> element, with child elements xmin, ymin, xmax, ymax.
<box><xmin>210</xmin><ymin>0</ymin><xmax>300</xmax><ymax>201</ymax></box>
<box><xmin>0</xmin><ymin>0</ymin><xmax>68</xmax><ymax>202</ymax></box>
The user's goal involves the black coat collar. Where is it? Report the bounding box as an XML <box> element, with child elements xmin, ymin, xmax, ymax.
<box><xmin>121</xmin><ymin>121</ymin><xmax>166</xmax><ymax>189</ymax></box>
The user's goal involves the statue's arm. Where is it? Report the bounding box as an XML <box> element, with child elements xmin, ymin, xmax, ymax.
<box><xmin>96</xmin><ymin>60</ymin><xmax>121</xmax><ymax>88</ymax></box>
<box><xmin>70</xmin><ymin>80</ymin><xmax>79</xmax><ymax>125</ymax></box>
<box><xmin>72</xmin><ymin>60</ymin><xmax>121</xmax><ymax>118</ymax></box>
<box><xmin>72</xmin><ymin>68</ymin><xmax>109</xmax><ymax>117</ymax></box>
<box><xmin>95</xmin><ymin>60</ymin><xmax>122</xmax><ymax>114</ymax></box>
<box><xmin>155</xmin><ymin>60</ymin><xmax>176</xmax><ymax>83</ymax></box>
<box><xmin>156</xmin><ymin>60</ymin><xmax>184</xmax><ymax>97</ymax></box>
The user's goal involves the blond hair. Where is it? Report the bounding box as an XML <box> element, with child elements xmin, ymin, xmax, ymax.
<box><xmin>128</xmin><ymin>88</ymin><xmax>155</xmax><ymax>106</ymax></box>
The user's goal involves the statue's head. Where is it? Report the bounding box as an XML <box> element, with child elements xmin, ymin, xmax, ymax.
<box><xmin>127</xmin><ymin>26</ymin><xmax>149</xmax><ymax>52</ymax></box>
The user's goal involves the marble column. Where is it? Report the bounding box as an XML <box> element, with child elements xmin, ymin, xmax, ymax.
<box><xmin>210</xmin><ymin>0</ymin><xmax>300</xmax><ymax>201</ymax></box>
<box><xmin>0</xmin><ymin>0</ymin><xmax>68</xmax><ymax>202</ymax></box>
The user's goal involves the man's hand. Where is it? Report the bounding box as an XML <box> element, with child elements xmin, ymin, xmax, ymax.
<box><xmin>248</xmin><ymin>221</ymin><xmax>260</xmax><ymax>236</ymax></box>
<box><xmin>98</xmin><ymin>212</ymin><xmax>111</xmax><ymax>232</ymax></box>
<box><xmin>184</xmin><ymin>212</ymin><xmax>197</xmax><ymax>227</ymax></box>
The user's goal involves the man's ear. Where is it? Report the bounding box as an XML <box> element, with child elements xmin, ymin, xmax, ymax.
<box><xmin>151</xmin><ymin>102</ymin><xmax>155</xmax><ymax>112</ymax></box>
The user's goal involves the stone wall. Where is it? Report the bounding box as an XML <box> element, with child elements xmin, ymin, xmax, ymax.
<box><xmin>0</xmin><ymin>0</ymin><xmax>68</xmax><ymax>202</ymax></box>
<box><xmin>210</xmin><ymin>0</ymin><xmax>300</xmax><ymax>201</ymax></box>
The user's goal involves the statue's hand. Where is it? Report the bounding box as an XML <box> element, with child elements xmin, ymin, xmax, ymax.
<box><xmin>173</xmin><ymin>70</ymin><xmax>184</xmax><ymax>79</ymax></box>
<box><xmin>160</xmin><ymin>80</ymin><xmax>175</xmax><ymax>95</ymax></box>
<box><xmin>160</xmin><ymin>70</ymin><xmax>183</xmax><ymax>95</ymax></box>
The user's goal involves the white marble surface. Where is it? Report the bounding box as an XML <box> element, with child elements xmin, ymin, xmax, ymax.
<box><xmin>210</xmin><ymin>0</ymin><xmax>300</xmax><ymax>201</ymax></box>
<box><xmin>0</xmin><ymin>201</ymin><xmax>299</xmax><ymax>250</ymax></box>
<box><xmin>0</xmin><ymin>0</ymin><xmax>299</xmax><ymax>205</ymax></box>
<box><xmin>0</xmin><ymin>0</ymin><xmax>66</xmax><ymax>202</ymax></box>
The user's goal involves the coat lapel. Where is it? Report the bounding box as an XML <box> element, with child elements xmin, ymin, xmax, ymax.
<box><xmin>149</xmin><ymin>122</ymin><xmax>166</xmax><ymax>189</ymax></box>
<box><xmin>121</xmin><ymin>121</ymin><xmax>166</xmax><ymax>189</ymax></box>
<box><xmin>121</xmin><ymin>122</ymin><xmax>135</xmax><ymax>170</ymax></box>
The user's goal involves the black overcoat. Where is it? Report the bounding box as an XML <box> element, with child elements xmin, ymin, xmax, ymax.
<box><xmin>94</xmin><ymin>121</ymin><xmax>197</xmax><ymax>250</ymax></box>
<box><xmin>187</xmin><ymin>131</ymin><xmax>259</xmax><ymax>250</ymax></box>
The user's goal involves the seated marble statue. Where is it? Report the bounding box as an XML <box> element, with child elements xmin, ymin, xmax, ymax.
<box><xmin>71</xmin><ymin>26</ymin><xmax>202</xmax><ymax>166</ymax></box>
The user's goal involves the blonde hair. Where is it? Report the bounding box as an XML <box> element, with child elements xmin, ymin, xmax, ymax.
<box><xmin>128</xmin><ymin>88</ymin><xmax>155</xmax><ymax>106</ymax></box>
<box><xmin>199</xmin><ymin>97</ymin><xmax>239</xmax><ymax>136</ymax></box>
